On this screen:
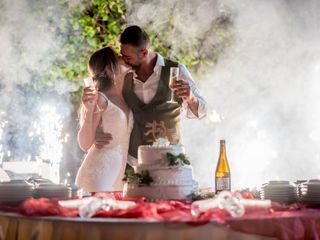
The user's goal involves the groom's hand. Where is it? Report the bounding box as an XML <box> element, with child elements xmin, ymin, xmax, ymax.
<box><xmin>171</xmin><ymin>80</ymin><xmax>194</xmax><ymax>102</ymax></box>
<box><xmin>94</xmin><ymin>126</ymin><xmax>113</xmax><ymax>149</ymax></box>
<box><xmin>172</xmin><ymin>79</ymin><xmax>199</xmax><ymax>117</ymax></box>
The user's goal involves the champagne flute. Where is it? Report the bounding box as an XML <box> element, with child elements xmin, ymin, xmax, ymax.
<box><xmin>83</xmin><ymin>77</ymin><xmax>96</xmax><ymax>105</ymax></box>
<box><xmin>83</xmin><ymin>77</ymin><xmax>94</xmax><ymax>87</ymax></box>
<box><xmin>167</xmin><ymin>67</ymin><xmax>179</xmax><ymax>103</ymax></box>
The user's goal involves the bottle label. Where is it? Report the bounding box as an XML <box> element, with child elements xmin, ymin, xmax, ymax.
<box><xmin>216</xmin><ymin>177</ymin><xmax>230</xmax><ymax>191</ymax></box>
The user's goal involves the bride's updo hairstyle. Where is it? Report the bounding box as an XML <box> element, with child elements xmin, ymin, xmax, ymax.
<box><xmin>88</xmin><ymin>47</ymin><xmax>119</xmax><ymax>92</ymax></box>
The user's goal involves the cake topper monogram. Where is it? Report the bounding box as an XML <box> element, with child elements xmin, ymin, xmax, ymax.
<box><xmin>144</xmin><ymin>121</ymin><xmax>172</xmax><ymax>143</ymax></box>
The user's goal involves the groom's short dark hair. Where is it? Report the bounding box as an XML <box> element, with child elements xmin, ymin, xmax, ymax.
<box><xmin>120</xmin><ymin>25</ymin><xmax>149</xmax><ymax>49</ymax></box>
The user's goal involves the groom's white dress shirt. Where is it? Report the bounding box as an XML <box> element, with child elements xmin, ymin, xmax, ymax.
<box><xmin>131</xmin><ymin>53</ymin><xmax>207</xmax><ymax>119</ymax></box>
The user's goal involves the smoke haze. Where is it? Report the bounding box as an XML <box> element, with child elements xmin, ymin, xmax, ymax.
<box><xmin>126</xmin><ymin>0</ymin><xmax>320</xmax><ymax>189</ymax></box>
<box><xmin>1</xmin><ymin>0</ymin><xmax>320</xmax><ymax>189</ymax></box>
<box><xmin>0</xmin><ymin>0</ymin><xmax>75</xmax><ymax>181</ymax></box>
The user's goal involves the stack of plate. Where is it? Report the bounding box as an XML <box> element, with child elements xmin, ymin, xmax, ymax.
<box><xmin>0</xmin><ymin>180</ymin><xmax>34</xmax><ymax>205</ymax></box>
<box><xmin>294</xmin><ymin>180</ymin><xmax>307</xmax><ymax>198</ymax></box>
<box><xmin>260</xmin><ymin>180</ymin><xmax>298</xmax><ymax>204</ymax></box>
<box><xmin>34</xmin><ymin>183</ymin><xmax>71</xmax><ymax>199</ymax></box>
<box><xmin>69</xmin><ymin>184</ymin><xmax>82</xmax><ymax>198</ymax></box>
<box><xmin>300</xmin><ymin>179</ymin><xmax>320</xmax><ymax>206</ymax></box>
<box><xmin>27</xmin><ymin>177</ymin><xmax>53</xmax><ymax>186</ymax></box>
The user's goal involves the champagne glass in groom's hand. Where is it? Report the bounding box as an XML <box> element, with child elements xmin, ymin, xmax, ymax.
<box><xmin>167</xmin><ymin>67</ymin><xmax>179</xmax><ymax>103</ymax></box>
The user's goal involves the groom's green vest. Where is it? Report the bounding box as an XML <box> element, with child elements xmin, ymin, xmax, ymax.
<box><xmin>122</xmin><ymin>58</ymin><xmax>183</xmax><ymax>158</ymax></box>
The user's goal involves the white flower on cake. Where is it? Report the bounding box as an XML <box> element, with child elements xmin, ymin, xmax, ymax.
<box><xmin>152</xmin><ymin>137</ymin><xmax>170</xmax><ymax>147</ymax></box>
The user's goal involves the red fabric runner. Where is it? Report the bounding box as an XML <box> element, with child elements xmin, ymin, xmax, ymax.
<box><xmin>1</xmin><ymin>192</ymin><xmax>320</xmax><ymax>240</ymax></box>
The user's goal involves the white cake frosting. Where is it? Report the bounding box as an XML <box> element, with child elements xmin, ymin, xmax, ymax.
<box><xmin>138</xmin><ymin>145</ymin><xmax>185</xmax><ymax>166</ymax></box>
<box><xmin>123</xmin><ymin>142</ymin><xmax>198</xmax><ymax>200</ymax></box>
<box><xmin>135</xmin><ymin>165</ymin><xmax>194</xmax><ymax>185</ymax></box>
<box><xmin>123</xmin><ymin>183</ymin><xmax>197</xmax><ymax>200</ymax></box>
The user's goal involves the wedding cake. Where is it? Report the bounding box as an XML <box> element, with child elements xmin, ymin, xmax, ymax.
<box><xmin>122</xmin><ymin>139</ymin><xmax>198</xmax><ymax>200</ymax></box>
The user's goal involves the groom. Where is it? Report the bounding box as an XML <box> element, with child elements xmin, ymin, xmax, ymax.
<box><xmin>94</xmin><ymin>25</ymin><xmax>206</xmax><ymax>159</ymax></box>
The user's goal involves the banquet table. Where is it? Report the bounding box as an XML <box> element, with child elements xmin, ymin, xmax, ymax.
<box><xmin>1</xmin><ymin>194</ymin><xmax>320</xmax><ymax>240</ymax></box>
<box><xmin>0</xmin><ymin>212</ymin><xmax>275</xmax><ymax>240</ymax></box>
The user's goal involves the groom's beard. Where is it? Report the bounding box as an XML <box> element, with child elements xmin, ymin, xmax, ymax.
<box><xmin>131</xmin><ymin>63</ymin><xmax>141</xmax><ymax>70</ymax></box>
<box><xmin>129</xmin><ymin>60</ymin><xmax>143</xmax><ymax>70</ymax></box>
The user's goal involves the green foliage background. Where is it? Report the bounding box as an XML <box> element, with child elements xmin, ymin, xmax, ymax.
<box><xmin>0</xmin><ymin>0</ymin><xmax>233</xmax><ymax>179</ymax></box>
<box><xmin>45</xmin><ymin>0</ymin><xmax>233</xmax><ymax>109</ymax></box>
<box><xmin>45</xmin><ymin>0</ymin><xmax>127</xmax><ymax>108</ymax></box>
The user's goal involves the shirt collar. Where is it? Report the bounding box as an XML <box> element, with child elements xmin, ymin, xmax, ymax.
<box><xmin>154</xmin><ymin>53</ymin><xmax>165</xmax><ymax>69</ymax></box>
<box><xmin>130</xmin><ymin>53</ymin><xmax>164</xmax><ymax>81</ymax></box>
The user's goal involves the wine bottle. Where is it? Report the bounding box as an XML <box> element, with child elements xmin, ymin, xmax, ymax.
<box><xmin>215</xmin><ymin>139</ymin><xmax>231</xmax><ymax>194</ymax></box>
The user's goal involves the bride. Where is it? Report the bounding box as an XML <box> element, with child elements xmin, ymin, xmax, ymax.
<box><xmin>75</xmin><ymin>47</ymin><xmax>133</xmax><ymax>192</ymax></box>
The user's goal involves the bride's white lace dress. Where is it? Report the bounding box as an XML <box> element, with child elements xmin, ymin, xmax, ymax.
<box><xmin>75</xmin><ymin>92</ymin><xmax>133</xmax><ymax>192</ymax></box>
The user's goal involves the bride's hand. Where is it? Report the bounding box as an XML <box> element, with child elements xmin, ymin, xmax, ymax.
<box><xmin>82</xmin><ymin>86</ymin><xmax>98</xmax><ymax>110</ymax></box>
<box><xmin>94</xmin><ymin>124</ymin><xmax>113</xmax><ymax>149</ymax></box>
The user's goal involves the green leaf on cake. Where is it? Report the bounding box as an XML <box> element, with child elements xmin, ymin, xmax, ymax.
<box><xmin>122</xmin><ymin>170</ymin><xmax>154</xmax><ymax>186</ymax></box>
<box><xmin>139</xmin><ymin>170</ymin><xmax>154</xmax><ymax>186</ymax></box>
<box><xmin>122</xmin><ymin>168</ymin><xmax>139</xmax><ymax>182</ymax></box>
<box><xmin>167</xmin><ymin>152</ymin><xmax>191</xmax><ymax>166</ymax></box>
<box><xmin>189</xmin><ymin>192</ymin><xmax>216</xmax><ymax>201</ymax></box>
